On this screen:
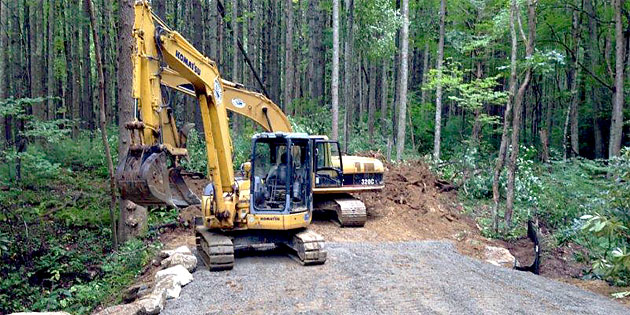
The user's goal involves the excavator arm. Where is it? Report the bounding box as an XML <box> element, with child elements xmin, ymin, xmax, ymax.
<box><xmin>160</xmin><ymin>68</ymin><xmax>292</xmax><ymax>133</ymax></box>
<box><xmin>117</xmin><ymin>1</ymin><xmax>235</xmax><ymax>222</ymax></box>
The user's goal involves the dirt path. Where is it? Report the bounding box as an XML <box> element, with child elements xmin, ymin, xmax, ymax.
<box><xmin>162</xmin><ymin>241</ymin><xmax>628</xmax><ymax>315</ymax></box>
<box><xmin>153</xmin><ymin>160</ymin><xmax>628</xmax><ymax>313</ymax></box>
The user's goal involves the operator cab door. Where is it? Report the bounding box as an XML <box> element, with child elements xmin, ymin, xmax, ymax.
<box><xmin>251</xmin><ymin>137</ymin><xmax>312</xmax><ymax>214</ymax></box>
<box><xmin>313</xmin><ymin>140</ymin><xmax>343</xmax><ymax>188</ymax></box>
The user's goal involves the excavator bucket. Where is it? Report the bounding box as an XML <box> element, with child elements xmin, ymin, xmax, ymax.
<box><xmin>116</xmin><ymin>148</ymin><xmax>201</xmax><ymax>208</ymax></box>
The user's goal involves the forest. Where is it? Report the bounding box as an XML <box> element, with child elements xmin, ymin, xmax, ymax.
<box><xmin>0</xmin><ymin>0</ymin><xmax>629</xmax><ymax>313</ymax></box>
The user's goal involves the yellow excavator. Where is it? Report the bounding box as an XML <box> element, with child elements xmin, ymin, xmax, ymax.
<box><xmin>160</xmin><ymin>70</ymin><xmax>384</xmax><ymax>227</ymax></box>
<box><xmin>159</xmin><ymin>57</ymin><xmax>383</xmax><ymax>228</ymax></box>
<box><xmin>116</xmin><ymin>1</ymin><xmax>382</xmax><ymax>270</ymax></box>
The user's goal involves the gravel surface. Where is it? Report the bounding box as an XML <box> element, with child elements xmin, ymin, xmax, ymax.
<box><xmin>162</xmin><ymin>241</ymin><xmax>627</xmax><ymax>315</ymax></box>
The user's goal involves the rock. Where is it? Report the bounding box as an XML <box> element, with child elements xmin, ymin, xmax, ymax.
<box><xmin>123</xmin><ymin>284</ymin><xmax>149</xmax><ymax>303</ymax></box>
<box><xmin>153</xmin><ymin>275</ymin><xmax>182</xmax><ymax>300</ymax></box>
<box><xmin>159</xmin><ymin>246</ymin><xmax>192</xmax><ymax>258</ymax></box>
<box><xmin>484</xmin><ymin>245</ymin><xmax>516</xmax><ymax>268</ymax></box>
<box><xmin>160</xmin><ymin>252</ymin><xmax>198</xmax><ymax>272</ymax></box>
<box><xmin>93</xmin><ymin>303</ymin><xmax>145</xmax><ymax>315</ymax></box>
<box><xmin>135</xmin><ymin>292</ymin><xmax>166</xmax><ymax>315</ymax></box>
<box><xmin>158</xmin><ymin>246</ymin><xmax>192</xmax><ymax>259</ymax></box>
<box><xmin>155</xmin><ymin>264</ymin><xmax>193</xmax><ymax>286</ymax></box>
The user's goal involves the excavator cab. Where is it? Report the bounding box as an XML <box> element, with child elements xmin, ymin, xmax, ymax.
<box><xmin>251</xmin><ymin>133</ymin><xmax>312</xmax><ymax>214</ymax></box>
<box><xmin>313</xmin><ymin>139</ymin><xmax>344</xmax><ymax>188</ymax></box>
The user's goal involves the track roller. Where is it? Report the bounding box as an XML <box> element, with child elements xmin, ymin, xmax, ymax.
<box><xmin>287</xmin><ymin>230</ymin><xmax>327</xmax><ymax>265</ymax></box>
<box><xmin>196</xmin><ymin>226</ymin><xmax>234</xmax><ymax>271</ymax></box>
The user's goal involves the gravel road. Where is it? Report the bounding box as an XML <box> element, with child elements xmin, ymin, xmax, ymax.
<box><xmin>162</xmin><ymin>241</ymin><xmax>627</xmax><ymax>315</ymax></box>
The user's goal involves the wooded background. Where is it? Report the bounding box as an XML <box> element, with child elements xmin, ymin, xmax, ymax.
<box><xmin>0</xmin><ymin>0</ymin><xmax>628</xmax><ymax>162</ymax></box>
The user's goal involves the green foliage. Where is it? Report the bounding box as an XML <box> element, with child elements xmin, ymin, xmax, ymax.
<box><xmin>355</xmin><ymin>0</ymin><xmax>402</xmax><ymax>60</ymax></box>
<box><xmin>0</xmin><ymin>129</ymin><xmax>167</xmax><ymax>314</ymax></box>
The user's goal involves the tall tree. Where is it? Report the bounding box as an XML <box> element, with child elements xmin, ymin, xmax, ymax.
<box><xmin>86</xmin><ymin>0</ymin><xmax>117</xmax><ymax>249</ymax></box>
<box><xmin>117</xmin><ymin>0</ymin><xmax>147</xmax><ymax>243</ymax></box>
<box><xmin>609</xmin><ymin>0</ymin><xmax>625</xmax><ymax>158</ymax></box>
<box><xmin>153</xmin><ymin>0</ymin><xmax>165</xmax><ymax>18</ymax></box>
<box><xmin>343</xmin><ymin>0</ymin><xmax>355</xmax><ymax>150</ymax></box>
<box><xmin>29</xmin><ymin>0</ymin><xmax>45</xmax><ymax>121</ymax></box>
<box><xmin>309</xmin><ymin>0</ymin><xmax>324</xmax><ymax>104</ymax></box>
<box><xmin>492</xmin><ymin>0</ymin><xmax>519</xmax><ymax>232</ymax></box>
<box><xmin>0</xmin><ymin>0</ymin><xmax>7</xmax><ymax>143</ymax></box>
<box><xmin>285</xmin><ymin>0</ymin><xmax>295</xmax><ymax>112</ymax></box>
<box><xmin>47</xmin><ymin>0</ymin><xmax>56</xmax><ymax>120</ymax></box>
<box><xmin>505</xmin><ymin>0</ymin><xmax>537</xmax><ymax>227</ymax></box>
<box><xmin>331</xmin><ymin>0</ymin><xmax>340</xmax><ymax>140</ymax></box>
<box><xmin>585</xmin><ymin>0</ymin><xmax>603</xmax><ymax>158</ymax></box>
<box><xmin>433</xmin><ymin>0</ymin><xmax>446</xmax><ymax>161</ymax></box>
<box><xmin>380</xmin><ymin>58</ymin><xmax>389</xmax><ymax>133</ymax></box>
<box><xmin>396</xmin><ymin>0</ymin><xmax>409</xmax><ymax>161</ymax></box>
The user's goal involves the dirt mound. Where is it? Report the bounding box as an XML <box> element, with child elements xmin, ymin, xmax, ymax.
<box><xmin>311</xmin><ymin>160</ymin><xmax>498</xmax><ymax>259</ymax></box>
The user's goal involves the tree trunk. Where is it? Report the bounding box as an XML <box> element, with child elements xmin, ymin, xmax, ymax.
<box><xmin>491</xmin><ymin>0</ymin><xmax>519</xmax><ymax>232</ymax></box>
<box><xmin>609</xmin><ymin>0</ymin><xmax>625</xmax><ymax>158</ymax></box>
<box><xmin>285</xmin><ymin>0</ymin><xmax>295</xmax><ymax>112</ymax></box>
<box><xmin>368</xmin><ymin>63</ymin><xmax>377</xmax><ymax>140</ymax></box>
<box><xmin>396</xmin><ymin>0</ymin><xmax>409</xmax><ymax>161</ymax></box>
<box><xmin>505</xmin><ymin>0</ymin><xmax>537</xmax><ymax>227</ymax></box>
<box><xmin>568</xmin><ymin>2</ymin><xmax>581</xmax><ymax>158</ymax></box>
<box><xmin>46</xmin><ymin>0</ymin><xmax>55</xmax><ymax>120</ymax></box>
<box><xmin>433</xmin><ymin>0</ymin><xmax>446</xmax><ymax>161</ymax></box>
<box><xmin>0</xmin><ymin>0</ymin><xmax>6</xmax><ymax>143</ymax></box>
<box><xmin>69</xmin><ymin>1</ymin><xmax>81</xmax><ymax>138</ymax></box>
<box><xmin>81</xmin><ymin>0</ymin><xmax>94</xmax><ymax>130</ymax></box>
<box><xmin>309</xmin><ymin>0</ymin><xmax>324</xmax><ymax>104</ymax></box>
<box><xmin>331</xmin><ymin>0</ymin><xmax>340</xmax><ymax>140</ymax></box>
<box><xmin>102</xmin><ymin>0</ymin><xmax>115</xmax><ymax>124</ymax></box>
<box><xmin>380</xmin><ymin>57</ymin><xmax>389</xmax><ymax>134</ymax></box>
<box><xmin>29</xmin><ymin>0</ymin><xmax>45</xmax><ymax>121</ymax></box>
<box><xmin>86</xmin><ymin>0</ymin><xmax>118</xmax><ymax>249</ymax></box>
<box><xmin>343</xmin><ymin>0</ymin><xmax>354</xmax><ymax>150</ymax></box>
<box><xmin>420</xmin><ymin>41</ymin><xmax>429</xmax><ymax>105</ymax></box>
<box><xmin>117</xmin><ymin>0</ymin><xmax>147</xmax><ymax>243</ymax></box>
<box><xmin>153</xmin><ymin>0</ymin><xmax>165</xmax><ymax>19</ymax></box>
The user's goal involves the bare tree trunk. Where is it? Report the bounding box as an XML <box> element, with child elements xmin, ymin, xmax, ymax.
<box><xmin>117</xmin><ymin>0</ymin><xmax>147</xmax><ymax>243</ymax></box>
<box><xmin>309</xmin><ymin>0</ymin><xmax>324</xmax><ymax>104</ymax></box>
<box><xmin>286</xmin><ymin>0</ymin><xmax>295</xmax><ymax>112</ymax></box>
<box><xmin>29</xmin><ymin>0</ymin><xmax>45</xmax><ymax>120</ymax></box>
<box><xmin>420</xmin><ymin>41</ymin><xmax>429</xmax><ymax>105</ymax></box>
<box><xmin>396</xmin><ymin>0</ymin><xmax>409</xmax><ymax>161</ymax></box>
<box><xmin>380</xmin><ymin>57</ymin><xmax>389</xmax><ymax>133</ymax></box>
<box><xmin>609</xmin><ymin>0</ymin><xmax>625</xmax><ymax>158</ymax></box>
<box><xmin>80</xmin><ymin>7</ymin><xmax>93</xmax><ymax>130</ymax></box>
<box><xmin>368</xmin><ymin>63</ymin><xmax>376</xmax><ymax>140</ymax></box>
<box><xmin>491</xmin><ymin>0</ymin><xmax>518</xmax><ymax>232</ymax></box>
<box><xmin>433</xmin><ymin>0</ymin><xmax>446</xmax><ymax>161</ymax></box>
<box><xmin>343</xmin><ymin>0</ymin><xmax>354</xmax><ymax>150</ymax></box>
<box><xmin>0</xmin><ymin>0</ymin><xmax>6</xmax><ymax>143</ymax></box>
<box><xmin>153</xmin><ymin>0</ymin><xmax>165</xmax><ymax>19</ymax></box>
<box><xmin>505</xmin><ymin>0</ymin><xmax>537</xmax><ymax>227</ymax></box>
<box><xmin>568</xmin><ymin>1</ymin><xmax>581</xmax><ymax>158</ymax></box>
<box><xmin>47</xmin><ymin>0</ymin><xmax>55</xmax><ymax>120</ymax></box>
<box><xmin>584</xmin><ymin>0</ymin><xmax>605</xmax><ymax>159</ymax></box>
<box><xmin>68</xmin><ymin>1</ymin><xmax>81</xmax><ymax>138</ymax></box>
<box><xmin>86</xmin><ymin>0</ymin><xmax>117</xmax><ymax>249</ymax></box>
<box><xmin>231</xmin><ymin>0</ymin><xmax>239</xmax><ymax>132</ymax></box>
<box><xmin>331</xmin><ymin>0</ymin><xmax>340</xmax><ymax>140</ymax></box>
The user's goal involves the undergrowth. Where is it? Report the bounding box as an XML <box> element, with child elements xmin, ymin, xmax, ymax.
<box><xmin>0</xmin><ymin>130</ymin><xmax>169</xmax><ymax>314</ymax></box>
